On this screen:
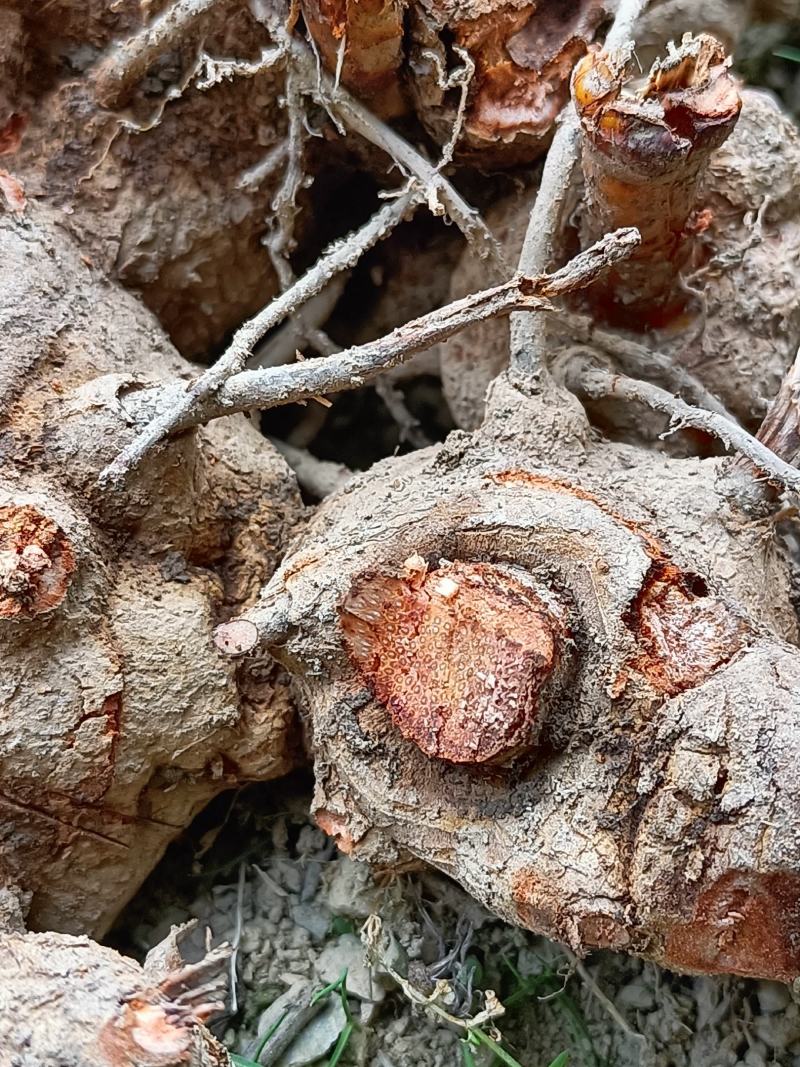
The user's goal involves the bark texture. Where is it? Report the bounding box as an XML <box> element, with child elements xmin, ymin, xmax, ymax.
<box><xmin>0</xmin><ymin>903</ymin><xmax>230</xmax><ymax>1067</ymax></box>
<box><xmin>0</xmin><ymin>206</ymin><xmax>303</xmax><ymax>937</ymax></box>
<box><xmin>232</xmin><ymin>369</ymin><xmax>800</xmax><ymax>982</ymax></box>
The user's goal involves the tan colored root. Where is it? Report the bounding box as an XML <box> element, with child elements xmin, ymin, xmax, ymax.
<box><xmin>0</xmin><ymin>913</ymin><xmax>230</xmax><ymax>1067</ymax></box>
<box><xmin>221</xmin><ymin>367</ymin><xmax>800</xmax><ymax>982</ymax></box>
<box><xmin>0</xmin><ymin>204</ymin><xmax>302</xmax><ymax>937</ymax></box>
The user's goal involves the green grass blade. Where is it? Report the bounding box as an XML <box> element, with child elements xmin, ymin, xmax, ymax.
<box><xmin>546</xmin><ymin>1053</ymin><xmax>570</xmax><ymax>1067</ymax></box>
<box><xmin>251</xmin><ymin>1009</ymin><xmax>288</xmax><ymax>1061</ymax></box>
<box><xmin>469</xmin><ymin>1027</ymin><xmax>525</xmax><ymax>1067</ymax></box>
<box><xmin>311</xmin><ymin>969</ymin><xmax>348</xmax><ymax>1006</ymax></box>
<box><xmin>327</xmin><ymin>1019</ymin><xmax>354</xmax><ymax>1067</ymax></box>
<box><xmin>461</xmin><ymin>1039</ymin><xmax>479</xmax><ymax>1067</ymax></box>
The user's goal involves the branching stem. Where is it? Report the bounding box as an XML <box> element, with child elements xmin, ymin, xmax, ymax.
<box><xmin>566</xmin><ymin>355</ymin><xmax>800</xmax><ymax>495</ymax></box>
<box><xmin>124</xmin><ymin>229</ymin><xmax>637</xmax><ymax>448</ymax></box>
<box><xmin>99</xmin><ymin>190</ymin><xmax>420</xmax><ymax>486</ymax></box>
<box><xmin>509</xmin><ymin>0</ymin><xmax>648</xmax><ymax>385</ymax></box>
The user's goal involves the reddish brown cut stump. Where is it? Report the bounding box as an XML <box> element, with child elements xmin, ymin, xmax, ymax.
<box><xmin>300</xmin><ymin>0</ymin><xmax>406</xmax><ymax>118</ymax></box>
<box><xmin>664</xmin><ymin>871</ymin><xmax>800</xmax><ymax>982</ymax></box>
<box><xmin>340</xmin><ymin>558</ymin><xmax>566</xmax><ymax>764</ymax></box>
<box><xmin>0</xmin><ymin>504</ymin><xmax>75</xmax><ymax>618</ymax></box>
<box><xmin>572</xmin><ymin>33</ymin><xmax>741</xmax><ymax>326</ymax></box>
<box><xmin>624</xmin><ymin>564</ymin><xmax>751</xmax><ymax>696</ymax></box>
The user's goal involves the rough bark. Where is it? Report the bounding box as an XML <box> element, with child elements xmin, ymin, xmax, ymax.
<box><xmin>225</xmin><ymin>368</ymin><xmax>800</xmax><ymax>982</ymax></box>
<box><xmin>2</xmin><ymin>0</ymin><xmax>800</xmax><ymax>1019</ymax></box>
<box><xmin>0</xmin><ymin>205</ymin><xmax>303</xmax><ymax>937</ymax></box>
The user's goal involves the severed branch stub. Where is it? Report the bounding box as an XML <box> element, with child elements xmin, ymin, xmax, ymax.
<box><xmin>509</xmin><ymin>0</ymin><xmax>647</xmax><ymax>385</ymax></box>
<box><xmin>341</xmin><ymin>556</ymin><xmax>569</xmax><ymax>764</ymax></box>
<box><xmin>572</xmin><ymin>32</ymin><xmax>741</xmax><ymax>327</ymax></box>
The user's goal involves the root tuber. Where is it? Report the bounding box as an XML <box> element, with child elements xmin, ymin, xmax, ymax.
<box><xmin>221</xmin><ymin>367</ymin><xmax>800</xmax><ymax>982</ymax></box>
<box><xmin>0</xmin><ymin>206</ymin><xmax>303</xmax><ymax>937</ymax></box>
<box><xmin>0</xmin><ymin>906</ymin><xmax>230</xmax><ymax>1067</ymax></box>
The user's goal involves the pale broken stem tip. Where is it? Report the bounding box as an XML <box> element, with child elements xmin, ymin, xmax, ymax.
<box><xmin>213</xmin><ymin>619</ymin><xmax>259</xmax><ymax>656</ymax></box>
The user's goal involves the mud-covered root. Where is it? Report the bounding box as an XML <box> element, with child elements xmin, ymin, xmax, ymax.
<box><xmin>0</xmin><ymin>207</ymin><xmax>303</xmax><ymax>937</ymax></box>
<box><xmin>572</xmin><ymin>32</ymin><xmax>741</xmax><ymax>326</ymax></box>
<box><xmin>0</xmin><ymin>908</ymin><xmax>231</xmax><ymax>1067</ymax></box>
<box><xmin>4</xmin><ymin>0</ymin><xmax>295</xmax><ymax>357</ymax></box>
<box><xmin>217</xmin><ymin>371</ymin><xmax>800</xmax><ymax>981</ymax></box>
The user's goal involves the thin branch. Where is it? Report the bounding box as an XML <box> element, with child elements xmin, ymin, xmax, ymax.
<box><xmin>99</xmin><ymin>190</ymin><xmax>419</xmax><ymax>486</ymax></box>
<box><xmin>374</xmin><ymin>377</ymin><xmax>431</xmax><ymax>449</ymax></box>
<box><xmin>565</xmin><ymin>354</ymin><xmax>800</xmax><ymax>495</ymax></box>
<box><xmin>250</xmin><ymin>0</ymin><xmax>506</xmax><ymax>274</ymax></box>
<box><xmin>269</xmin><ymin>439</ymin><xmax>353</xmax><ymax>498</ymax></box>
<box><xmin>162</xmin><ymin>228</ymin><xmax>638</xmax><ymax>436</ymax></box>
<box><xmin>509</xmin><ymin>0</ymin><xmax>648</xmax><ymax>385</ymax></box>
<box><xmin>92</xmin><ymin>0</ymin><xmax>223</xmax><ymax>106</ymax></box>
<box><xmin>556</xmin><ymin>312</ymin><xmax>736</xmax><ymax>419</ymax></box>
<box><xmin>509</xmin><ymin>115</ymin><xmax>582</xmax><ymax>382</ymax></box>
<box><xmin>250</xmin><ymin>277</ymin><xmax>348</xmax><ymax>369</ymax></box>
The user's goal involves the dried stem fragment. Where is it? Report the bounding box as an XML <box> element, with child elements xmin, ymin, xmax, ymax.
<box><xmin>563</xmin><ymin>353</ymin><xmax>800</xmax><ymax>494</ymax></box>
<box><xmin>572</xmin><ymin>33</ymin><xmax>741</xmax><ymax>326</ymax></box>
<box><xmin>99</xmin><ymin>190</ymin><xmax>420</xmax><ymax>486</ymax></box>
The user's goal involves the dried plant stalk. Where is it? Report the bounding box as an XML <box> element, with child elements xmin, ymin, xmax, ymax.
<box><xmin>572</xmin><ymin>33</ymin><xmax>741</xmax><ymax>326</ymax></box>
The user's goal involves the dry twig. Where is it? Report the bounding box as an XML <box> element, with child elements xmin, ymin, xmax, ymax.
<box><xmin>509</xmin><ymin>0</ymin><xmax>648</xmax><ymax>385</ymax></box>
<box><xmin>93</xmin><ymin>0</ymin><xmax>223</xmax><ymax>106</ymax></box>
<box><xmin>155</xmin><ymin>229</ymin><xmax>638</xmax><ymax>432</ymax></box>
<box><xmin>564</xmin><ymin>354</ymin><xmax>800</xmax><ymax>494</ymax></box>
<box><xmin>557</xmin><ymin>312</ymin><xmax>735</xmax><ymax>418</ymax></box>
<box><xmin>100</xmin><ymin>190</ymin><xmax>419</xmax><ymax>486</ymax></box>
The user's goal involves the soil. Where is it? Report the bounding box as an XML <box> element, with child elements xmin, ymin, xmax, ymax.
<box><xmin>114</xmin><ymin>775</ymin><xmax>800</xmax><ymax>1067</ymax></box>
